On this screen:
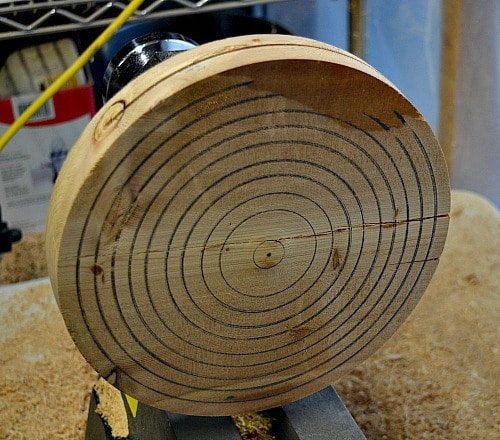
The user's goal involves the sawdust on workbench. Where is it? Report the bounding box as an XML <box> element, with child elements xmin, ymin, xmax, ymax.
<box><xmin>0</xmin><ymin>232</ymin><xmax>47</xmax><ymax>284</ymax></box>
<box><xmin>334</xmin><ymin>190</ymin><xmax>499</xmax><ymax>439</ymax></box>
<box><xmin>0</xmin><ymin>190</ymin><xmax>498</xmax><ymax>439</ymax></box>
<box><xmin>0</xmin><ymin>283</ymin><xmax>97</xmax><ymax>440</ymax></box>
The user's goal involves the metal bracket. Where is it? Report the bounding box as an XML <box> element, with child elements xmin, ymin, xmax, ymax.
<box><xmin>86</xmin><ymin>384</ymin><xmax>366</xmax><ymax>440</ymax></box>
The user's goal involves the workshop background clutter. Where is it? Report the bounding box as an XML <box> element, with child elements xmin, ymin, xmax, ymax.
<box><xmin>0</xmin><ymin>38</ymin><xmax>95</xmax><ymax>233</ymax></box>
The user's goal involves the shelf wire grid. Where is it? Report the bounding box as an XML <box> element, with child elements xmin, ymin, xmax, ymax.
<box><xmin>0</xmin><ymin>0</ymin><xmax>284</xmax><ymax>39</ymax></box>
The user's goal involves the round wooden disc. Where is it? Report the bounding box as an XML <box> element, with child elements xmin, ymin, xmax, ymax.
<box><xmin>46</xmin><ymin>35</ymin><xmax>450</xmax><ymax>415</ymax></box>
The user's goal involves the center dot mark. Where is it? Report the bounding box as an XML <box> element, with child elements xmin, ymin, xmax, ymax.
<box><xmin>253</xmin><ymin>240</ymin><xmax>285</xmax><ymax>269</ymax></box>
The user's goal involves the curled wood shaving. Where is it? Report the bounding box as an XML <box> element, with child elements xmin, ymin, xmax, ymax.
<box><xmin>232</xmin><ymin>413</ymin><xmax>275</xmax><ymax>440</ymax></box>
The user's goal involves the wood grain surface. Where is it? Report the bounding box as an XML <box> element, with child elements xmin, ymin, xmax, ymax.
<box><xmin>46</xmin><ymin>34</ymin><xmax>450</xmax><ymax>416</ymax></box>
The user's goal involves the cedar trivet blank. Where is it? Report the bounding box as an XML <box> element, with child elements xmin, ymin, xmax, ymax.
<box><xmin>46</xmin><ymin>35</ymin><xmax>450</xmax><ymax>416</ymax></box>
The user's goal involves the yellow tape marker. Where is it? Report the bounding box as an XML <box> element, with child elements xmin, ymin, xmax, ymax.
<box><xmin>125</xmin><ymin>394</ymin><xmax>139</xmax><ymax>418</ymax></box>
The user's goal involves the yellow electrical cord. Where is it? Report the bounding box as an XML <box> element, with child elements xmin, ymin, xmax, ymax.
<box><xmin>0</xmin><ymin>0</ymin><xmax>145</xmax><ymax>153</ymax></box>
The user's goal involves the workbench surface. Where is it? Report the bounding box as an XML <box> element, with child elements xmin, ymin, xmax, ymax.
<box><xmin>0</xmin><ymin>190</ymin><xmax>498</xmax><ymax>439</ymax></box>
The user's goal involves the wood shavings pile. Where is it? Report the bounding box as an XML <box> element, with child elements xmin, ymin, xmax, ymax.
<box><xmin>232</xmin><ymin>413</ymin><xmax>275</xmax><ymax>440</ymax></box>
<box><xmin>0</xmin><ymin>232</ymin><xmax>47</xmax><ymax>284</ymax></box>
<box><xmin>334</xmin><ymin>190</ymin><xmax>499</xmax><ymax>439</ymax></box>
<box><xmin>0</xmin><ymin>281</ymin><xmax>98</xmax><ymax>440</ymax></box>
<box><xmin>0</xmin><ymin>190</ymin><xmax>498</xmax><ymax>439</ymax></box>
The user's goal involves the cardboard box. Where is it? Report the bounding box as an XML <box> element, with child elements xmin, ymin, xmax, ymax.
<box><xmin>0</xmin><ymin>85</ymin><xmax>96</xmax><ymax>233</ymax></box>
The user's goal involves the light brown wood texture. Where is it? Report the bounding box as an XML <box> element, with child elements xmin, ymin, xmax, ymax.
<box><xmin>439</xmin><ymin>0</ymin><xmax>462</xmax><ymax>170</ymax></box>
<box><xmin>46</xmin><ymin>34</ymin><xmax>450</xmax><ymax>416</ymax></box>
